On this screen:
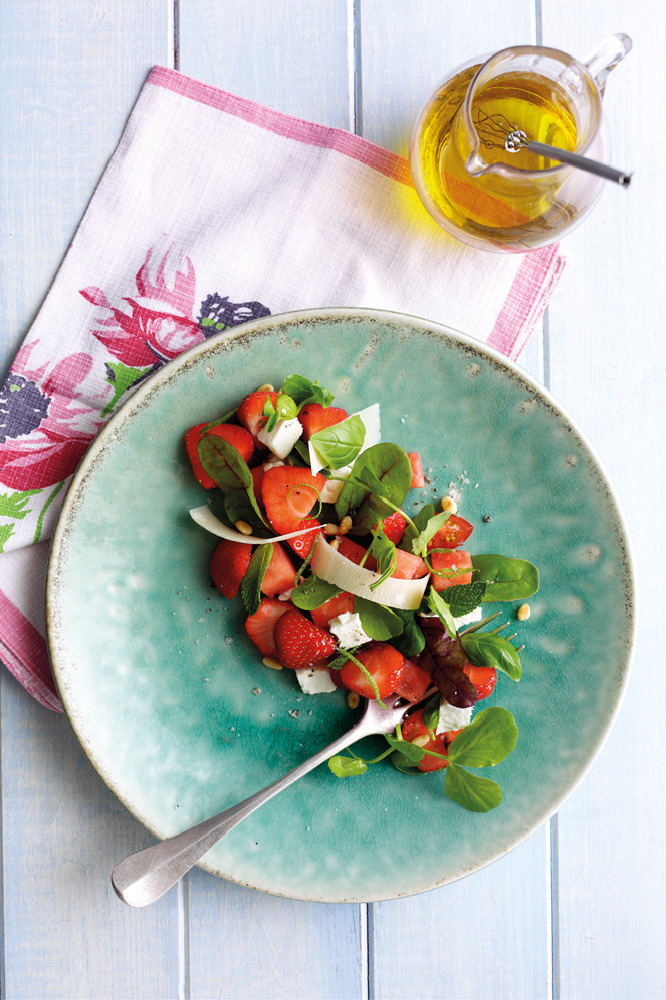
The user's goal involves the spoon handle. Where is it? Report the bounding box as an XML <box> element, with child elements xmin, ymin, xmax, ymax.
<box><xmin>526</xmin><ymin>140</ymin><xmax>632</xmax><ymax>187</ymax></box>
<box><xmin>111</xmin><ymin>710</ymin><xmax>379</xmax><ymax>907</ymax></box>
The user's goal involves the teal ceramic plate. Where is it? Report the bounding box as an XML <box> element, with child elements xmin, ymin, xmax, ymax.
<box><xmin>46</xmin><ymin>309</ymin><xmax>635</xmax><ymax>902</ymax></box>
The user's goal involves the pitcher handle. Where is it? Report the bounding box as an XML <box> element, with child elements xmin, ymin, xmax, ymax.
<box><xmin>581</xmin><ymin>33</ymin><xmax>632</xmax><ymax>94</ymax></box>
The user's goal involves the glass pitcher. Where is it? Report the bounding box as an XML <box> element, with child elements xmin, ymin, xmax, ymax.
<box><xmin>409</xmin><ymin>35</ymin><xmax>631</xmax><ymax>252</ymax></box>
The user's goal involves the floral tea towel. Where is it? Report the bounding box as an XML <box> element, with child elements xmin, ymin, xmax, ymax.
<box><xmin>0</xmin><ymin>67</ymin><xmax>566</xmax><ymax>710</ymax></box>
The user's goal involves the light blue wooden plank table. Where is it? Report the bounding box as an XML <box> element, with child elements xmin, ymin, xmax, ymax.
<box><xmin>1</xmin><ymin>2</ymin><xmax>663</xmax><ymax>998</ymax></box>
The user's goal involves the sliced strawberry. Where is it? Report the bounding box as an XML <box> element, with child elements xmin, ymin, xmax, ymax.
<box><xmin>310</xmin><ymin>590</ymin><xmax>355</xmax><ymax>628</ymax></box>
<box><xmin>393</xmin><ymin>547</ymin><xmax>429</xmax><ymax>580</ymax></box>
<box><xmin>285</xmin><ymin>519</ymin><xmax>324</xmax><ymax>561</ymax></box>
<box><xmin>237</xmin><ymin>390</ymin><xmax>278</xmax><ymax>438</ymax></box>
<box><xmin>401</xmin><ymin>709</ymin><xmax>458</xmax><ymax>772</ymax></box>
<box><xmin>209</xmin><ymin>539</ymin><xmax>252</xmax><ymax>599</ymax></box>
<box><xmin>273</xmin><ymin>608</ymin><xmax>337</xmax><ymax>670</ymax></box>
<box><xmin>428</xmin><ymin>514</ymin><xmax>474</xmax><ymax>549</ymax></box>
<box><xmin>251</xmin><ymin>464</ymin><xmax>265</xmax><ymax>500</ymax></box>
<box><xmin>298</xmin><ymin>403</ymin><xmax>349</xmax><ymax>441</ymax></box>
<box><xmin>185</xmin><ymin>422</ymin><xmax>254</xmax><ymax>489</ymax></box>
<box><xmin>261</xmin><ymin>542</ymin><xmax>296</xmax><ymax>597</ymax></box>
<box><xmin>393</xmin><ymin>659</ymin><xmax>431</xmax><ymax>702</ymax></box>
<box><xmin>464</xmin><ymin>662</ymin><xmax>496</xmax><ymax>699</ymax></box>
<box><xmin>407</xmin><ymin>452</ymin><xmax>426</xmax><ymax>488</ymax></box>
<box><xmin>339</xmin><ymin>642</ymin><xmax>405</xmax><ymax>699</ymax></box>
<box><xmin>245</xmin><ymin>598</ymin><xmax>294</xmax><ymax>656</ymax></box>
<box><xmin>262</xmin><ymin>466</ymin><xmax>326</xmax><ymax>533</ymax></box>
<box><xmin>377</xmin><ymin>510</ymin><xmax>407</xmax><ymax>545</ymax></box>
<box><xmin>430</xmin><ymin>549</ymin><xmax>473</xmax><ymax>592</ymax></box>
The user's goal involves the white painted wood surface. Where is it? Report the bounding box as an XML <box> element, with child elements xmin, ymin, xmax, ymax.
<box><xmin>1</xmin><ymin>2</ymin><xmax>663</xmax><ymax>998</ymax></box>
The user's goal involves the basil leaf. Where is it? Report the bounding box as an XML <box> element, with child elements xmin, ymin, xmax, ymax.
<box><xmin>276</xmin><ymin>393</ymin><xmax>298</xmax><ymax>421</ymax></box>
<box><xmin>335</xmin><ymin>443</ymin><xmax>412</xmax><ymax>532</ymax></box>
<box><xmin>198</xmin><ymin>435</ymin><xmax>268</xmax><ymax>526</ymax></box>
<box><xmin>460</xmin><ymin>633</ymin><xmax>522</xmax><ymax>680</ymax></box>
<box><xmin>281</xmin><ymin>375</ymin><xmax>334</xmax><ymax>409</ymax></box>
<box><xmin>355</xmin><ymin>596</ymin><xmax>404</xmax><ymax>640</ymax></box>
<box><xmin>447</xmin><ymin>707</ymin><xmax>518</xmax><ymax>767</ymax></box>
<box><xmin>392</xmin><ymin>610</ymin><xmax>426</xmax><ymax>657</ymax></box>
<box><xmin>427</xmin><ymin>587</ymin><xmax>458</xmax><ymax>640</ymax></box>
<box><xmin>442</xmin><ymin>580</ymin><xmax>488</xmax><ymax>618</ymax></box>
<box><xmin>291</xmin><ymin>574</ymin><xmax>341</xmax><ymax>611</ymax></box>
<box><xmin>472</xmin><ymin>554</ymin><xmax>539</xmax><ymax>602</ymax></box>
<box><xmin>328</xmin><ymin>755</ymin><xmax>368</xmax><ymax>778</ymax></box>
<box><xmin>239</xmin><ymin>545</ymin><xmax>273</xmax><ymax>616</ymax></box>
<box><xmin>410</xmin><ymin>510</ymin><xmax>451</xmax><ymax>558</ymax></box>
<box><xmin>445</xmin><ymin>763</ymin><xmax>503</xmax><ymax>812</ymax></box>
<box><xmin>310</xmin><ymin>414</ymin><xmax>366</xmax><ymax>469</ymax></box>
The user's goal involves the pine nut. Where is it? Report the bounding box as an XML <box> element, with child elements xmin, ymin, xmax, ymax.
<box><xmin>441</xmin><ymin>496</ymin><xmax>457</xmax><ymax>515</ymax></box>
<box><xmin>235</xmin><ymin>520</ymin><xmax>253</xmax><ymax>535</ymax></box>
<box><xmin>411</xmin><ymin>734</ymin><xmax>431</xmax><ymax>748</ymax></box>
<box><xmin>339</xmin><ymin>516</ymin><xmax>353</xmax><ymax>535</ymax></box>
<box><xmin>262</xmin><ymin>656</ymin><xmax>283</xmax><ymax>670</ymax></box>
<box><xmin>517</xmin><ymin>603</ymin><xmax>531</xmax><ymax>621</ymax></box>
<box><xmin>347</xmin><ymin>692</ymin><xmax>360</xmax><ymax>709</ymax></box>
<box><xmin>324</xmin><ymin>523</ymin><xmax>340</xmax><ymax>535</ymax></box>
<box><xmin>329</xmin><ymin>537</ymin><xmax>340</xmax><ymax>551</ymax></box>
<box><xmin>256</xmin><ymin>383</ymin><xmax>274</xmax><ymax>392</ymax></box>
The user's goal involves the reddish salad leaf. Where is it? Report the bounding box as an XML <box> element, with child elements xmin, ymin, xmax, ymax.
<box><xmin>417</xmin><ymin>616</ymin><xmax>479</xmax><ymax>708</ymax></box>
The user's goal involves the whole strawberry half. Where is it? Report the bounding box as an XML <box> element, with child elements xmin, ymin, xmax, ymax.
<box><xmin>273</xmin><ymin>608</ymin><xmax>337</xmax><ymax>670</ymax></box>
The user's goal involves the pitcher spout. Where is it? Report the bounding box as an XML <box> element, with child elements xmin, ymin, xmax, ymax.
<box><xmin>465</xmin><ymin>151</ymin><xmax>490</xmax><ymax>178</ymax></box>
<box><xmin>581</xmin><ymin>33</ymin><xmax>632</xmax><ymax>94</ymax></box>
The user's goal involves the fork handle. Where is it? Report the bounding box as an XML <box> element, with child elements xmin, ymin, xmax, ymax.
<box><xmin>111</xmin><ymin>711</ymin><xmax>378</xmax><ymax>907</ymax></box>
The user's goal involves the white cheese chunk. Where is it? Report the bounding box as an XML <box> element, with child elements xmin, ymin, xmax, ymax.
<box><xmin>454</xmin><ymin>606</ymin><xmax>482</xmax><ymax>628</ymax></box>
<box><xmin>295</xmin><ymin>667</ymin><xmax>338</xmax><ymax>695</ymax></box>
<box><xmin>327</xmin><ymin>612</ymin><xmax>373</xmax><ymax>649</ymax></box>
<box><xmin>257</xmin><ymin>417</ymin><xmax>302</xmax><ymax>458</ymax></box>
<box><xmin>262</xmin><ymin>456</ymin><xmax>285</xmax><ymax>471</ymax></box>
<box><xmin>436</xmin><ymin>702</ymin><xmax>474</xmax><ymax>735</ymax></box>
<box><xmin>320</xmin><ymin>466</ymin><xmax>352</xmax><ymax>503</ymax></box>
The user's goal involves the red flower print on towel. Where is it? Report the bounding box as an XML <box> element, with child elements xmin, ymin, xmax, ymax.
<box><xmin>0</xmin><ymin>343</ymin><xmax>108</xmax><ymax>490</ymax></box>
<box><xmin>80</xmin><ymin>245</ymin><xmax>204</xmax><ymax>367</ymax></box>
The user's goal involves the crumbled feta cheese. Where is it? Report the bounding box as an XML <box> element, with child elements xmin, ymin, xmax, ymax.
<box><xmin>320</xmin><ymin>466</ymin><xmax>352</xmax><ymax>503</ymax></box>
<box><xmin>295</xmin><ymin>667</ymin><xmax>337</xmax><ymax>695</ymax></box>
<box><xmin>436</xmin><ymin>702</ymin><xmax>473</xmax><ymax>734</ymax></box>
<box><xmin>327</xmin><ymin>612</ymin><xmax>373</xmax><ymax>649</ymax></box>
<box><xmin>257</xmin><ymin>417</ymin><xmax>302</xmax><ymax>458</ymax></box>
<box><xmin>262</xmin><ymin>456</ymin><xmax>285</xmax><ymax>471</ymax></box>
<box><xmin>454</xmin><ymin>606</ymin><xmax>482</xmax><ymax>628</ymax></box>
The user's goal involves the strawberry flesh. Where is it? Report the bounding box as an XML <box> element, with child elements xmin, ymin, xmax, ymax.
<box><xmin>273</xmin><ymin>608</ymin><xmax>337</xmax><ymax>670</ymax></box>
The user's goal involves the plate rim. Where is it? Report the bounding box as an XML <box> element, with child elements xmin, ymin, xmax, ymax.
<box><xmin>45</xmin><ymin>306</ymin><xmax>637</xmax><ymax>902</ymax></box>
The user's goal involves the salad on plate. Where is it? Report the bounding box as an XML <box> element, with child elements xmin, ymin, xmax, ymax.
<box><xmin>185</xmin><ymin>375</ymin><xmax>539</xmax><ymax>812</ymax></box>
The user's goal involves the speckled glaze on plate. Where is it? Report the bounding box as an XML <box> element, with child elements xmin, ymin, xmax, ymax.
<box><xmin>46</xmin><ymin>308</ymin><xmax>635</xmax><ymax>902</ymax></box>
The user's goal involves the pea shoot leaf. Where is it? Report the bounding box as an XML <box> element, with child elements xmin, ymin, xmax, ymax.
<box><xmin>410</xmin><ymin>510</ymin><xmax>451</xmax><ymax>558</ymax></box>
<box><xmin>444</xmin><ymin>763</ymin><xmax>503</xmax><ymax>812</ymax></box>
<box><xmin>328</xmin><ymin>755</ymin><xmax>368</xmax><ymax>777</ymax></box>
<box><xmin>447</xmin><ymin>707</ymin><xmax>518</xmax><ymax>767</ymax></box>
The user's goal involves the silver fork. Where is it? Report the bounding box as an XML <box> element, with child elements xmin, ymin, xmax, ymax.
<box><xmin>112</xmin><ymin>688</ymin><xmax>435</xmax><ymax>908</ymax></box>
